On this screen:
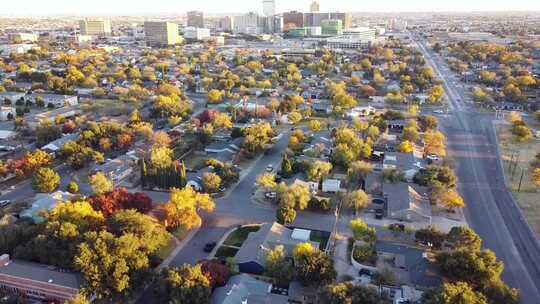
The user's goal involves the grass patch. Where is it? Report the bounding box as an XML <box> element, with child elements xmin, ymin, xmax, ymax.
<box><xmin>214</xmin><ymin>246</ymin><xmax>239</xmax><ymax>259</ymax></box>
<box><xmin>496</xmin><ymin>123</ymin><xmax>540</xmax><ymax>236</ymax></box>
<box><xmin>223</xmin><ymin>225</ymin><xmax>261</xmax><ymax>247</ymax></box>
<box><xmin>155</xmin><ymin>235</ymin><xmax>176</xmax><ymax>261</ymax></box>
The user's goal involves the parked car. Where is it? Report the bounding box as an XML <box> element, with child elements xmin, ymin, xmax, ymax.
<box><xmin>266</xmin><ymin>164</ymin><xmax>274</xmax><ymax>172</ymax></box>
<box><xmin>388</xmin><ymin>223</ymin><xmax>405</xmax><ymax>232</ymax></box>
<box><xmin>375</xmin><ymin>209</ymin><xmax>384</xmax><ymax>219</ymax></box>
<box><xmin>358</xmin><ymin>268</ymin><xmax>375</xmax><ymax>277</ymax></box>
<box><xmin>203</xmin><ymin>242</ymin><xmax>217</xmax><ymax>253</ymax></box>
<box><xmin>0</xmin><ymin>200</ymin><xmax>11</xmax><ymax>208</ymax></box>
<box><xmin>433</xmin><ymin>109</ymin><xmax>444</xmax><ymax>114</ymax></box>
<box><xmin>264</xmin><ymin>192</ymin><xmax>277</xmax><ymax>199</ymax></box>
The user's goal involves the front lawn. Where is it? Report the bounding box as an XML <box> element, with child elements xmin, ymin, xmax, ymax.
<box><xmin>214</xmin><ymin>246</ymin><xmax>239</xmax><ymax>259</ymax></box>
<box><xmin>223</xmin><ymin>225</ymin><xmax>261</xmax><ymax>247</ymax></box>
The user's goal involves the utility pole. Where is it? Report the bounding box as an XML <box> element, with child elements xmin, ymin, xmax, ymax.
<box><xmin>518</xmin><ymin>167</ymin><xmax>525</xmax><ymax>192</ymax></box>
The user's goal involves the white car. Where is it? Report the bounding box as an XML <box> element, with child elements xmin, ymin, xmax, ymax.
<box><xmin>433</xmin><ymin>109</ymin><xmax>444</xmax><ymax>114</ymax></box>
<box><xmin>266</xmin><ymin>164</ymin><xmax>274</xmax><ymax>172</ymax></box>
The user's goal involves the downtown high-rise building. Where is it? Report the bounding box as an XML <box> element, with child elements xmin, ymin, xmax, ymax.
<box><xmin>310</xmin><ymin>1</ymin><xmax>320</xmax><ymax>13</ymax></box>
<box><xmin>79</xmin><ymin>19</ymin><xmax>111</xmax><ymax>36</ymax></box>
<box><xmin>187</xmin><ymin>11</ymin><xmax>204</xmax><ymax>28</ymax></box>
<box><xmin>144</xmin><ymin>21</ymin><xmax>182</xmax><ymax>46</ymax></box>
<box><xmin>282</xmin><ymin>11</ymin><xmax>304</xmax><ymax>31</ymax></box>
<box><xmin>262</xmin><ymin>0</ymin><xmax>276</xmax><ymax>16</ymax></box>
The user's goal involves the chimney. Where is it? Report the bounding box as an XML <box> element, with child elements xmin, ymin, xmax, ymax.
<box><xmin>0</xmin><ymin>254</ymin><xmax>10</xmax><ymax>265</ymax></box>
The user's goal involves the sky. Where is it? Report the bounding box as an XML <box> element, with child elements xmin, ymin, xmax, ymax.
<box><xmin>2</xmin><ymin>0</ymin><xmax>540</xmax><ymax>16</ymax></box>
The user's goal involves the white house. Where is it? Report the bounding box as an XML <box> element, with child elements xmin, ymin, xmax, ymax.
<box><xmin>27</xmin><ymin>93</ymin><xmax>78</xmax><ymax>107</ymax></box>
<box><xmin>0</xmin><ymin>107</ymin><xmax>15</xmax><ymax>121</ymax></box>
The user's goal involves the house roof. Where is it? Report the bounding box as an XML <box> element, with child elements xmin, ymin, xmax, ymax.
<box><xmin>235</xmin><ymin>222</ymin><xmax>319</xmax><ymax>267</ymax></box>
<box><xmin>383</xmin><ymin>152</ymin><xmax>418</xmax><ymax>170</ymax></box>
<box><xmin>20</xmin><ymin>191</ymin><xmax>75</xmax><ymax>223</ymax></box>
<box><xmin>42</xmin><ymin>133</ymin><xmax>79</xmax><ymax>152</ymax></box>
<box><xmin>0</xmin><ymin>255</ymin><xmax>82</xmax><ymax>290</ymax></box>
<box><xmin>375</xmin><ymin>241</ymin><xmax>441</xmax><ymax>289</ymax></box>
<box><xmin>211</xmin><ymin>274</ymin><xmax>288</xmax><ymax>304</ymax></box>
<box><xmin>383</xmin><ymin>182</ymin><xmax>430</xmax><ymax>217</ymax></box>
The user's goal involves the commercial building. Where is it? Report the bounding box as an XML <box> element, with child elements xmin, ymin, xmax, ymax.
<box><xmin>310</xmin><ymin>1</ymin><xmax>320</xmax><ymax>13</ymax></box>
<box><xmin>233</xmin><ymin>12</ymin><xmax>264</xmax><ymax>35</ymax></box>
<box><xmin>304</xmin><ymin>12</ymin><xmax>352</xmax><ymax>29</ymax></box>
<box><xmin>218</xmin><ymin>16</ymin><xmax>234</xmax><ymax>32</ymax></box>
<box><xmin>321</xmin><ymin>19</ymin><xmax>343</xmax><ymax>36</ymax></box>
<box><xmin>79</xmin><ymin>19</ymin><xmax>111</xmax><ymax>36</ymax></box>
<box><xmin>183</xmin><ymin>27</ymin><xmax>211</xmax><ymax>40</ymax></box>
<box><xmin>343</xmin><ymin>27</ymin><xmax>377</xmax><ymax>40</ymax></box>
<box><xmin>264</xmin><ymin>15</ymin><xmax>283</xmax><ymax>34</ymax></box>
<box><xmin>0</xmin><ymin>254</ymin><xmax>84</xmax><ymax>303</ymax></box>
<box><xmin>187</xmin><ymin>11</ymin><xmax>204</xmax><ymax>28</ymax></box>
<box><xmin>144</xmin><ymin>21</ymin><xmax>181</xmax><ymax>46</ymax></box>
<box><xmin>283</xmin><ymin>11</ymin><xmax>304</xmax><ymax>31</ymax></box>
<box><xmin>262</xmin><ymin>0</ymin><xmax>275</xmax><ymax>16</ymax></box>
<box><xmin>8</xmin><ymin>33</ymin><xmax>39</xmax><ymax>42</ymax></box>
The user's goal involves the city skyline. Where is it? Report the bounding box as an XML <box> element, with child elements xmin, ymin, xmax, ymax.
<box><xmin>2</xmin><ymin>0</ymin><xmax>540</xmax><ymax>16</ymax></box>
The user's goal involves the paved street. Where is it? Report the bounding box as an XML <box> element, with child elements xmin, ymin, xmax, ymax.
<box><xmin>413</xmin><ymin>32</ymin><xmax>540</xmax><ymax>303</ymax></box>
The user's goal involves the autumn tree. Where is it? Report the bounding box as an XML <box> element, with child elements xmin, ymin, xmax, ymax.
<box><xmin>424</xmin><ymin>130</ymin><xmax>447</xmax><ymax>157</ymax></box>
<box><xmin>276</xmin><ymin>204</ymin><xmax>296</xmax><ymax>225</ymax></box>
<box><xmin>399</xmin><ymin>140</ymin><xmax>414</xmax><ymax>153</ymax></box>
<box><xmin>345</xmin><ymin>190</ymin><xmax>369</xmax><ymax>211</ymax></box>
<box><xmin>150</xmin><ymin>146</ymin><xmax>174</xmax><ymax>169</ymax></box>
<box><xmin>89</xmin><ymin>172</ymin><xmax>113</xmax><ymax>196</ymax></box>
<box><xmin>157</xmin><ymin>265</ymin><xmax>211</xmax><ymax>304</ymax></box>
<box><xmin>256</xmin><ymin>173</ymin><xmax>277</xmax><ymax>191</ymax></box>
<box><xmin>200</xmin><ymin>260</ymin><xmax>231</xmax><ymax>288</ymax></box>
<box><xmin>447</xmin><ymin>226</ymin><xmax>482</xmax><ymax>251</ymax></box>
<box><xmin>307</xmin><ymin>161</ymin><xmax>332</xmax><ymax>182</ymax></box>
<box><xmin>32</xmin><ymin>167</ymin><xmax>60</xmax><ymax>193</ymax></box>
<box><xmin>347</xmin><ymin>160</ymin><xmax>373</xmax><ymax>183</ymax></box>
<box><xmin>243</xmin><ymin>123</ymin><xmax>276</xmax><ymax>153</ymax></box>
<box><xmin>202</xmin><ymin>172</ymin><xmax>222</xmax><ymax>193</ymax></box>
<box><xmin>265</xmin><ymin>245</ymin><xmax>294</xmax><ymax>286</ymax></box>
<box><xmin>279</xmin><ymin>184</ymin><xmax>311</xmax><ymax>210</ymax></box>
<box><xmin>293</xmin><ymin>242</ymin><xmax>336</xmax><ymax>285</ymax></box>
<box><xmin>158</xmin><ymin>187</ymin><xmax>215</xmax><ymax>231</ymax></box>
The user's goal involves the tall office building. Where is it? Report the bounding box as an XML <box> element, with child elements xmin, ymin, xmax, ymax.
<box><xmin>79</xmin><ymin>19</ymin><xmax>111</xmax><ymax>36</ymax></box>
<box><xmin>310</xmin><ymin>1</ymin><xmax>320</xmax><ymax>13</ymax></box>
<box><xmin>283</xmin><ymin>11</ymin><xmax>304</xmax><ymax>31</ymax></box>
<box><xmin>304</xmin><ymin>12</ymin><xmax>352</xmax><ymax>29</ymax></box>
<box><xmin>262</xmin><ymin>0</ymin><xmax>276</xmax><ymax>16</ymax></box>
<box><xmin>187</xmin><ymin>11</ymin><xmax>204</xmax><ymax>28</ymax></box>
<box><xmin>321</xmin><ymin>19</ymin><xmax>343</xmax><ymax>36</ymax></box>
<box><xmin>330</xmin><ymin>12</ymin><xmax>352</xmax><ymax>29</ymax></box>
<box><xmin>144</xmin><ymin>21</ymin><xmax>181</xmax><ymax>46</ymax></box>
<box><xmin>218</xmin><ymin>16</ymin><xmax>234</xmax><ymax>32</ymax></box>
<box><xmin>233</xmin><ymin>12</ymin><xmax>264</xmax><ymax>35</ymax></box>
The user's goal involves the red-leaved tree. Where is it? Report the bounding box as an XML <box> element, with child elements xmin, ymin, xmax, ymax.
<box><xmin>200</xmin><ymin>260</ymin><xmax>231</xmax><ymax>288</ymax></box>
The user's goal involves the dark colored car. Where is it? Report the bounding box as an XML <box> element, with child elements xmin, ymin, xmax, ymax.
<box><xmin>375</xmin><ymin>209</ymin><xmax>384</xmax><ymax>219</ymax></box>
<box><xmin>203</xmin><ymin>242</ymin><xmax>217</xmax><ymax>253</ymax></box>
<box><xmin>389</xmin><ymin>223</ymin><xmax>405</xmax><ymax>232</ymax></box>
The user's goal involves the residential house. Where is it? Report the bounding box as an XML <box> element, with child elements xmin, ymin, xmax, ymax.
<box><xmin>211</xmin><ymin>274</ymin><xmax>288</xmax><ymax>304</ymax></box>
<box><xmin>382</xmin><ymin>182</ymin><xmax>431</xmax><ymax>223</ymax></box>
<box><xmin>20</xmin><ymin>191</ymin><xmax>75</xmax><ymax>223</ymax></box>
<box><xmin>0</xmin><ymin>106</ymin><xmax>15</xmax><ymax>121</ymax></box>
<box><xmin>26</xmin><ymin>93</ymin><xmax>78</xmax><ymax>107</ymax></box>
<box><xmin>376</xmin><ymin>240</ymin><xmax>442</xmax><ymax>289</ymax></box>
<box><xmin>41</xmin><ymin>133</ymin><xmax>79</xmax><ymax>155</ymax></box>
<box><xmin>235</xmin><ymin>222</ymin><xmax>319</xmax><ymax>275</ymax></box>
<box><xmin>383</xmin><ymin>152</ymin><xmax>422</xmax><ymax>181</ymax></box>
<box><xmin>0</xmin><ymin>254</ymin><xmax>85</xmax><ymax>303</ymax></box>
<box><xmin>92</xmin><ymin>154</ymin><xmax>136</xmax><ymax>184</ymax></box>
<box><xmin>27</xmin><ymin>106</ymin><xmax>82</xmax><ymax>129</ymax></box>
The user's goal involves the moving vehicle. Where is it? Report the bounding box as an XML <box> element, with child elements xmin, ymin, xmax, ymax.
<box><xmin>203</xmin><ymin>242</ymin><xmax>217</xmax><ymax>253</ymax></box>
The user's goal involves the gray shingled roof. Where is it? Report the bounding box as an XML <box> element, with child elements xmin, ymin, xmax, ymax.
<box><xmin>234</xmin><ymin>222</ymin><xmax>319</xmax><ymax>267</ymax></box>
<box><xmin>0</xmin><ymin>257</ymin><xmax>82</xmax><ymax>290</ymax></box>
<box><xmin>211</xmin><ymin>274</ymin><xmax>288</xmax><ymax>304</ymax></box>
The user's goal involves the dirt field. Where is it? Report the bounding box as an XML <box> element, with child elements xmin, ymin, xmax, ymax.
<box><xmin>496</xmin><ymin>120</ymin><xmax>540</xmax><ymax>235</ymax></box>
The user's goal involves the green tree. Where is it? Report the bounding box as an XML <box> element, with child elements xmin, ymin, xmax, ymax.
<box><xmin>280</xmin><ymin>154</ymin><xmax>293</xmax><ymax>178</ymax></box>
<box><xmin>90</xmin><ymin>172</ymin><xmax>113</xmax><ymax>195</ymax></box>
<box><xmin>447</xmin><ymin>226</ymin><xmax>482</xmax><ymax>251</ymax></box>
<box><xmin>32</xmin><ymin>167</ymin><xmax>60</xmax><ymax>193</ymax></box>
<box><xmin>265</xmin><ymin>245</ymin><xmax>294</xmax><ymax>286</ymax></box>
<box><xmin>422</xmin><ymin>282</ymin><xmax>487</xmax><ymax>304</ymax></box>
<box><xmin>279</xmin><ymin>184</ymin><xmax>311</xmax><ymax>210</ymax></box>
<box><xmin>350</xmin><ymin>218</ymin><xmax>376</xmax><ymax>242</ymax></box>
<box><xmin>318</xmin><ymin>282</ymin><xmax>386</xmax><ymax>304</ymax></box>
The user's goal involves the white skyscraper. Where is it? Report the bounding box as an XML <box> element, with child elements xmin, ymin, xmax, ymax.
<box><xmin>262</xmin><ymin>0</ymin><xmax>276</xmax><ymax>16</ymax></box>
